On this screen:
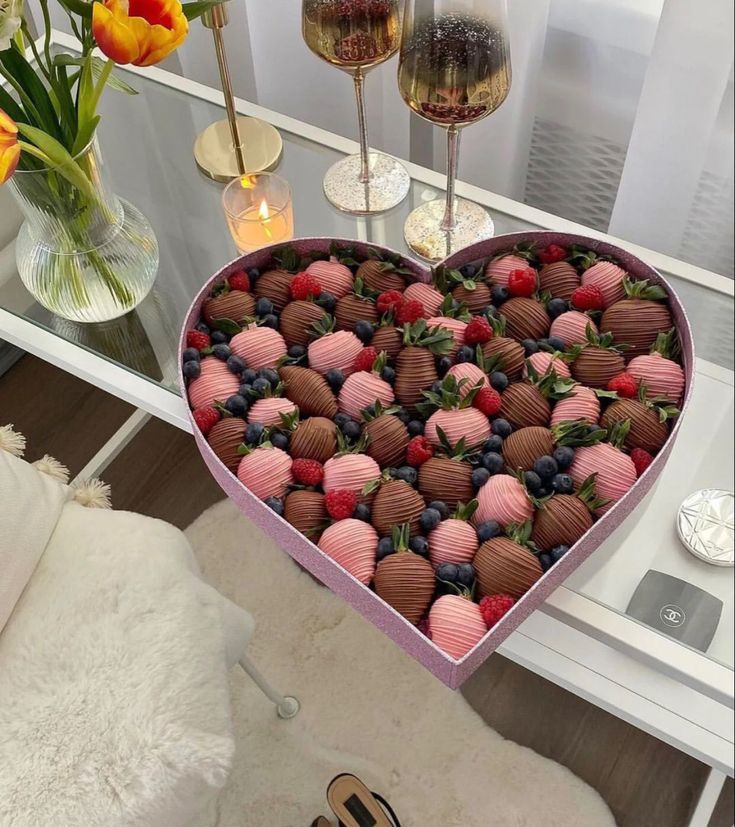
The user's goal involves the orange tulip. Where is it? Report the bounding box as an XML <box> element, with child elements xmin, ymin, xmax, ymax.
<box><xmin>92</xmin><ymin>0</ymin><xmax>189</xmax><ymax>67</ymax></box>
<box><xmin>0</xmin><ymin>108</ymin><xmax>20</xmax><ymax>185</ymax></box>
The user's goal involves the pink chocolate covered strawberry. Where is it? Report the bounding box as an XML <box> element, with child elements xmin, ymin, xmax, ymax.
<box><xmin>307</xmin><ymin>315</ymin><xmax>364</xmax><ymax>378</ymax></box>
<box><xmin>318</xmin><ymin>517</ymin><xmax>378</xmax><ymax>585</ymax></box>
<box><xmin>230</xmin><ymin>326</ymin><xmax>287</xmax><ymax>370</ymax></box>
<box><xmin>429</xmin><ymin>594</ymin><xmax>487</xmax><ymax>660</ymax></box>
<box><xmin>475</xmin><ymin>474</ymin><xmax>534</xmax><ymax>527</ymax></box>
<box><xmin>338</xmin><ymin>351</ymin><xmax>395</xmax><ymax>420</ymax></box>
<box><xmin>569</xmin><ymin>424</ymin><xmax>637</xmax><ymax>514</ymax></box>
<box><xmin>188</xmin><ymin>357</ymin><xmax>239</xmax><ymax>410</ymax></box>
<box><xmin>420</xmin><ymin>375</ymin><xmax>491</xmax><ymax>450</ymax></box>
<box><xmin>237</xmin><ymin>444</ymin><xmax>293</xmax><ymax>501</ymax></box>
<box><xmin>428</xmin><ymin>501</ymin><xmax>480</xmax><ymax>567</ymax></box>
<box><xmin>306</xmin><ymin>256</ymin><xmax>354</xmax><ymax>298</ymax></box>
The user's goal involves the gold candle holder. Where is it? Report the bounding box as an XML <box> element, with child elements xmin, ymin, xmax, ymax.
<box><xmin>193</xmin><ymin>3</ymin><xmax>283</xmax><ymax>182</ymax></box>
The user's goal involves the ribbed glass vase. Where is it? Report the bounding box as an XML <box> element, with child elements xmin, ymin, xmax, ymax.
<box><xmin>8</xmin><ymin>137</ymin><xmax>159</xmax><ymax>323</ymax></box>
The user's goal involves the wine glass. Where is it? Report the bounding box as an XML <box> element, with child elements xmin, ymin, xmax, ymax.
<box><xmin>398</xmin><ymin>0</ymin><xmax>512</xmax><ymax>261</ymax></box>
<box><xmin>302</xmin><ymin>0</ymin><xmax>411</xmax><ymax>214</ymax></box>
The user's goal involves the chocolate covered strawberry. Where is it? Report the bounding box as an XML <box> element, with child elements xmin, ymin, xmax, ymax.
<box><xmin>374</xmin><ymin>524</ymin><xmax>435</xmax><ymax>625</ymax></box>
<box><xmin>361</xmin><ymin>401</ymin><xmax>409</xmax><ymax>468</ymax></box>
<box><xmin>503</xmin><ymin>419</ymin><xmax>605</xmax><ymax>473</ymax></box>
<box><xmin>203</xmin><ymin>284</ymin><xmax>255</xmax><ymax>328</ymax></box>
<box><xmin>434</xmin><ymin>265</ymin><xmax>491</xmax><ymax>314</ymax></box>
<box><xmin>371</xmin><ymin>322</ymin><xmax>403</xmax><ymax>360</ymax></box>
<box><xmin>600</xmin><ymin>277</ymin><xmax>673</xmax><ymax>360</ymax></box>
<box><xmin>570</xmin><ymin>327</ymin><xmax>626</xmax><ymax>389</ymax></box>
<box><xmin>569</xmin><ymin>423</ymin><xmax>637</xmax><ymax>513</ymax></box>
<box><xmin>485</xmin><ymin>251</ymin><xmax>534</xmax><ymax>287</ymax></box>
<box><xmin>356</xmin><ymin>257</ymin><xmax>408</xmax><ymax>293</ymax></box>
<box><xmin>419</xmin><ymin>374</ymin><xmax>491</xmax><ymax>449</ymax></box>
<box><xmin>428</xmin><ymin>500</ymin><xmax>480</xmax><ymax>567</ymax></box>
<box><xmin>473</xmin><ymin>522</ymin><xmax>543</xmax><ymax>599</ymax></box>
<box><xmin>402</xmin><ymin>281</ymin><xmax>444</xmax><ymax>318</ymax></box>
<box><xmin>335</xmin><ymin>276</ymin><xmax>379</xmax><ymax>332</ymax></box>
<box><xmin>394</xmin><ymin>320</ymin><xmax>454</xmax><ymax>412</ymax></box>
<box><xmin>318</xmin><ymin>518</ymin><xmax>378</xmax><ymax>584</ymax></box>
<box><xmin>307</xmin><ymin>315</ymin><xmax>364</xmax><ymax>378</ymax></box>
<box><xmin>370</xmin><ymin>479</ymin><xmax>426</xmax><ymax>537</ymax></box>
<box><xmin>254</xmin><ymin>268</ymin><xmax>294</xmax><ymax>312</ymax></box>
<box><xmin>429</xmin><ymin>593</ymin><xmax>487</xmax><ymax>660</ymax></box>
<box><xmin>500</xmin><ymin>363</ymin><xmax>576</xmax><ymax>429</ymax></box>
<box><xmin>600</xmin><ymin>394</ymin><xmax>677</xmax><ymax>454</ymax></box>
<box><xmin>480</xmin><ymin>317</ymin><xmax>526</xmax><ymax>380</ymax></box>
<box><xmin>627</xmin><ymin>329</ymin><xmax>685</xmax><ymax>404</ymax></box>
<box><xmin>572</xmin><ymin>248</ymin><xmax>627</xmax><ymax>308</ymax></box>
<box><xmin>532</xmin><ymin>474</ymin><xmax>607</xmax><ymax>550</ymax></box>
<box><xmin>279</xmin><ymin>365</ymin><xmax>338</xmax><ymax>419</ymax></box>
<box><xmin>237</xmin><ymin>440</ymin><xmax>293</xmax><ymax>501</ymax></box>
<box><xmin>338</xmin><ymin>350</ymin><xmax>395</xmax><ymax>420</ymax></box>
<box><xmin>500</xmin><ymin>296</ymin><xmax>550</xmax><ymax>341</ymax></box>
<box><xmin>280</xmin><ymin>301</ymin><xmax>328</xmax><ymax>347</ymax></box>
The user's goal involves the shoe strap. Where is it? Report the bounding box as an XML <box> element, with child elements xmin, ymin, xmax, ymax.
<box><xmin>373</xmin><ymin>792</ymin><xmax>401</xmax><ymax>827</ymax></box>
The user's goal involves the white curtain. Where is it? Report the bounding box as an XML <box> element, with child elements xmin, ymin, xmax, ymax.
<box><xmin>28</xmin><ymin>0</ymin><xmax>735</xmax><ymax>276</ymax></box>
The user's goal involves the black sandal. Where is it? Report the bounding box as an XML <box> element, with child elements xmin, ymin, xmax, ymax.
<box><xmin>327</xmin><ymin>774</ymin><xmax>401</xmax><ymax>827</ymax></box>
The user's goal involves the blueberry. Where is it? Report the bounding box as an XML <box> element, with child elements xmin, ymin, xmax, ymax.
<box><xmin>182</xmin><ymin>347</ymin><xmax>200</xmax><ymax>363</ymax></box>
<box><xmin>255</xmin><ymin>297</ymin><xmax>273</xmax><ymax>316</ymax></box>
<box><xmin>524</xmin><ymin>471</ymin><xmax>543</xmax><ymax>493</ymax></box>
<box><xmin>491</xmin><ymin>285</ymin><xmax>510</xmax><ymax>306</ymax></box>
<box><xmin>551</xmin><ymin>473</ymin><xmax>574</xmax><ymax>495</ymax></box>
<box><xmin>354</xmin><ymin>503</ymin><xmax>372</xmax><ymax>522</ymax></box>
<box><xmin>259</xmin><ymin>368</ymin><xmax>280</xmax><ymax>386</ymax></box>
<box><xmin>409</xmin><ymin>536</ymin><xmax>429</xmax><ymax>556</ymax></box>
<box><xmin>551</xmin><ymin>544</ymin><xmax>570</xmax><ymax>563</ymax></box>
<box><xmin>317</xmin><ymin>291</ymin><xmax>337</xmax><ymax>312</ymax></box>
<box><xmin>224</xmin><ymin>394</ymin><xmax>248</xmax><ymax>417</ymax></box>
<box><xmin>472</xmin><ymin>467</ymin><xmax>490</xmax><ymax>490</ymax></box>
<box><xmin>484</xmin><ymin>434</ymin><xmax>504</xmax><ymax>453</ymax></box>
<box><xmin>477</xmin><ymin>520</ymin><xmax>501</xmax><ymax>542</ymax></box>
<box><xmin>548</xmin><ymin>336</ymin><xmax>567</xmax><ymax>353</ymax></box>
<box><xmin>195</xmin><ymin>322</ymin><xmax>211</xmax><ymax>334</ymax></box>
<box><xmin>395</xmin><ymin>466</ymin><xmax>417</xmax><ymax>486</ymax></box>
<box><xmin>553</xmin><ymin>446</ymin><xmax>575</xmax><ymax>471</ymax></box>
<box><xmin>431</xmin><ymin>380</ymin><xmax>443</xmax><ymax>394</ymax></box>
<box><xmin>428</xmin><ymin>501</ymin><xmax>450</xmax><ymax>520</ymax></box>
<box><xmin>460</xmin><ymin>264</ymin><xmax>478</xmax><ymax>278</ymax></box>
<box><xmin>437</xmin><ymin>356</ymin><xmax>453</xmax><ymax>377</ymax></box>
<box><xmin>420</xmin><ymin>508</ymin><xmax>442</xmax><ymax>532</ymax></box>
<box><xmin>377</xmin><ymin>537</ymin><xmax>395</xmax><ymax>560</ymax></box>
<box><xmin>261</xmin><ymin>314</ymin><xmax>279</xmax><ymax>329</ymax></box>
<box><xmin>326</xmin><ymin>369</ymin><xmax>345</xmax><ymax>390</ymax></box>
<box><xmin>407</xmin><ymin>420</ymin><xmax>425</xmax><ymax>437</ymax></box>
<box><xmin>381</xmin><ymin>366</ymin><xmax>396</xmax><ymax>384</ymax></box>
<box><xmin>264</xmin><ymin>496</ymin><xmax>284</xmax><ymax>516</ymax></box>
<box><xmin>245</xmin><ymin>422</ymin><xmax>265</xmax><ymax>444</ymax></box>
<box><xmin>539</xmin><ymin>553</ymin><xmax>553</xmax><ymax>572</ymax></box>
<box><xmin>182</xmin><ymin>360</ymin><xmax>201</xmax><ymax>379</ymax></box>
<box><xmin>211</xmin><ymin>330</ymin><xmax>229</xmax><ymax>345</ymax></box>
<box><xmin>533</xmin><ymin>455</ymin><xmax>558</xmax><ymax>480</ymax></box>
<box><xmin>547</xmin><ymin>298</ymin><xmax>568</xmax><ymax>319</ymax></box>
<box><xmin>354</xmin><ymin>320</ymin><xmax>374</xmax><ymax>343</ymax></box>
<box><xmin>481</xmin><ymin>452</ymin><xmax>505</xmax><ymax>475</ymax></box>
<box><xmin>396</xmin><ymin>408</ymin><xmax>412</xmax><ymax>424</ymax></box>
<box><xmin>522</xmin><ymin>338</ymin><xmax>539</xmax><ymax>356</ymax></box>
<box><xmin>537</xmin><ymin>486</ymin><xmax>551</xmax><ymax>498</ymax></box>
<box><xmin>271</xmin><ymin>432</ymin><xmax>289</xmax><ymax>450</ymax></box>
<box><xmin>248</xmin><ymin>267</ymin><xmax>261</xmax><ymax>284</ymax></box>
<box><xmin>241</xmin><ymin>368</ymin><xmax>257</xmax><ymax>384</ymax></box>
<box><xmin>436</xmin><ymin>563</ymin><xmax>459</xmax><ymax>583</ymax></box>
<box><xmin>227</xmin><ymin>355</ymin><xmax>246</xmax><ymax>375</ymax></box>
<box><xmin>489</xmin><ymin>371</ymin><xmax>509</xmax><ymax>392</ymax></box>
<box><xmin>334</xmin><ymin>412</ymin><xmax>351</xmax><ymax>429</ymax></box>
<box><xmin>212</xmin><ymin>343</ymin><xmax>231</xmax><ymax>360</ymax></box>
<box><xmin>492</xmin><ymin>418</ymin><xmax>513</xmax><ymax>438</ymax></box>
<box><xmin>537</xmin><ymin>338</ymin><xmax>550</xmax><ymax>351</ymax></box>
<box><xmin>288</xmin><ymin>345</ymin><xmax>306</xmax><ymax>359</ymax></box>
<box><xmin>456</xmin><ymin>563</ymin><xmax>476</xmax><ymax>588</ymax></box>
<box><xmin>342</xmin><ymin>421</ymin><xmax>362</xmax><ymax>441</ymax></box>
<box><xmin>363</xmin><ymin>404</ymin><xmax>377</xmax><ymax>419</ymax></box>
<box><xmin>456</xmin><ymin>345</ymin><xmax>474</xmax><ymax>364</ymax></box>
<box><xmin>252</xmin><ymin>377</ymin><xmax>271</xmax><ymax>394</ymax></box>
<box><xmin>239</xmin><ymin>383</ymin><xmax>253</xmax><ymax>397</ymax></box>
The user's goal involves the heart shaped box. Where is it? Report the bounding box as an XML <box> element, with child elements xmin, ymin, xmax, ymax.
<box><xmin>180</xmin><ymin>232</ymin><xmax>695</xmax><ymax>689</ymax></box>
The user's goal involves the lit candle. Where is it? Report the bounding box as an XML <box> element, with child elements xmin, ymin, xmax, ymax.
<box><xmin>222</xmin><ymin>173</ymin><xmax>294</xmax><ymax>253</ymax></box>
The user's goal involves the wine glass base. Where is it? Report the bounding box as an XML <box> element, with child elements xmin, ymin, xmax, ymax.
<box><xmin>323</xmin><ymin>152</ymin><xmax>410</xmax><ymax>215</ymax></box>
<box><xmin>404</xmin><ymin>198</ymin><xmax>495</xmax><ymax>262</ymax></box>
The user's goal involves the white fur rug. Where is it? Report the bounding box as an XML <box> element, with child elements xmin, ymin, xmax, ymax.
<box><xmin>187</xmin><ymin>500</ymin><xmax>616</xmax><ymax>827</ymax></box>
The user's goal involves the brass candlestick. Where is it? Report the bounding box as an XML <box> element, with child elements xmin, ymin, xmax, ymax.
<box><xmin>193</xmin><ymin>3</ymin><xmax>283</xmax><ymax>182</ymax></box>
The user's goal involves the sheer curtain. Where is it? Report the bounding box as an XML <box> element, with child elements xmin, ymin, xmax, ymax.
<box><xmin>29</xmin><ymin>0</ymin><xmax>735</xmax><ymax>276</ymax></box>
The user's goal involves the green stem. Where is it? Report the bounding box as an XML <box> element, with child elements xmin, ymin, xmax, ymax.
<box><xmin>88</xmin><ymin>58</ymin><xmax>114</xmax><ymax>116</ymax></box>
<box><xmin>20</xmin><ymin>21</ymin><xmax>53</xmax><ymax>84</ymax></box>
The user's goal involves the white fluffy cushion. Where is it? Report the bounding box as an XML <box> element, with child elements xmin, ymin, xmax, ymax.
<box><xmin>0</xmin><ymin>502</ymin><xmax>235</xmax><ymax>827</ymax></box>
<box><xmin>0</xmin><ymin>444</ymin><xmax>69</xmax><ymax>633</ymax></box>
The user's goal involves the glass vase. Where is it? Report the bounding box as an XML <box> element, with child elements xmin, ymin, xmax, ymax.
<box><xmin>8</xmin><ymin>137</ymin><xmax>159</xmax><ymax>323</ymax></box>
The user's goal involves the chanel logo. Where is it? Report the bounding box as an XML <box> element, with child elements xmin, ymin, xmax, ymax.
<box><xmin>660</xmin><ymin>605</ymin><xmax>686</xmax><ymax>627</ymax></box>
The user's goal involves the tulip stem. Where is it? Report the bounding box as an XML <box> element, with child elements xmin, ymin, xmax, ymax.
<box><xmin>89</xmin><ymin>59</ymin><xmax>114</xmax><ymax>118</ymax></box>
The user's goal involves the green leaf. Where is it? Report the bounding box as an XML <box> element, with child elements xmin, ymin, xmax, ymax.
<box><xmin>214</xmin><ymin>318</ymin><xmax>243</xmax><ymax>335</ymax></box>
<box><xmin>16</xmin><ymin>123</ymin><xmax>96</xmax><ymax>199</ymax></box>
<box><xmin>0</xmin><ymin>50</ymin><xmax>59</xmax><ymax>137</ymax></box>
<box><xmin>181</xmin><ymin>0</ymin><xmax>223</xmax><ymax>20</ymax></box>
<box><xmin>56</xmin><ymin>0</ymin><xmax>93</xmax><ymax>19</ymax></box>
<box><xmin>92</xmin><ymin>57</ymin><xmax>138</xmax><ymax>96</ymax></box>
<box><xmin>0</xmin><ymin>85</ymin><xmax>25</xmax><ymax>125</ymax></box>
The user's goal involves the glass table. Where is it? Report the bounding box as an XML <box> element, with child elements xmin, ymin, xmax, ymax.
<box><xmin>2</xmin><ymin>30</ymin><xmax>733</xmax><ymax>782</ymax></box>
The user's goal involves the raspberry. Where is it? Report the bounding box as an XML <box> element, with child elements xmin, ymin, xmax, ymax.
<box><xmin>480</xmin><ymin>594</ymin><xmax>515</xmax><ymax>628</ymax></box>
<box><xmin>465</xmin><ymin>316</ymin><xmax>493</xmax><ymax>345</ymax></box>
<box><xmin>354</xmin><ymin>346</ymin><xmax>378</xmax><ymax>373</ymax></box>
<box><xmin>228</xmin><ymin>271</ymin><xmax>250</xmax><ymax>292</ymax></box>
<box><xmin>396</xmin><ymin>299</ymin><xmax>425</xmax><ymax>325</ymax></box>
<box><xmin>186</xmin><ymin>330</ymin><xmax>211</xmax><ymax>351</ymax></box>
<box><xmin>376</xmin><ymin>290</ymin><xmax>404</xmax><ymax>316</ymax></box>
<box><xmin>571</xmin><ymin>285</ymin><xmax>604</xmax><ymax>311</ymax></box>
<box><xmin>193</xmin><ymin>406</ymin><xmax>220</xmax><ymax>436</ymax></box>
<box><xmin>607</xmin><ymin>372</ymin><xmax>639</xmax><ymax>398</ymax></box>
<box><xmin>292</xmin><ymin>458</ymin><xmax>324</xmax><ymax>486</ymax></box>
<box><xmin>507</xmin><ymin>267</ymin><xmax>538</xmax><ymax>297</ymax></box>
<box><xmin>325</xmin><ymin>489</ymin><xmax>358</xmax><ymax>520</ymax></box>
<box><xmin>290</xmin><ymin>272</ymin><xmax>322</xmax><ymax>301</ymax></box>
<box><xmin>406</xmin><ymin>436</ymin><xmax>434</xmax><ymax>467</ymax></box>
<box><xmin>336</xmin><ymin>32</ymin><xmax>378</xmax><ymax>62</ymax></box>
<box><xmin>473</xmin><ymin>386</ymin><xmax>502</xmax><ymax>416</ymax></box>
<box><xmin>631</xmin><ymin>448</ymin><xmax>654</xmax><ymax>477</ymax></box>
<box><xmin>538</xmin><ymin>244</ymin><xmax>568</xmax><ymax>265</ymax></box>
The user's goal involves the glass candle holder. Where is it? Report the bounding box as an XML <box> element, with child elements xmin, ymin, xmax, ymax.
<box><xmin>222</xmin><ymin>173</ymin><xmax>294</xmax><ymax>253</ymax></box>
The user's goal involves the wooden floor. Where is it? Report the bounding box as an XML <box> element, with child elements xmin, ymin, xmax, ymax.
<box><xmin>2</xmin><ymin>354</ymin><xmax>732</xmax><ymax>827</ymax></box>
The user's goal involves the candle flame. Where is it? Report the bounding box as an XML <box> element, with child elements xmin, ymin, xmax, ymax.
<box><xmin>258</xmin><ymin>198</ymin><xmax>271</xmax><ymax>221</ymax></box>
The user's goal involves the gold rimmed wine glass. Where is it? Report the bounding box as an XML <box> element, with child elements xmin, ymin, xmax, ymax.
<box><xmin>302</xmin><ymin>0</ymin><xmax>411</xmax><ymax>214</ymax></box>
<box><xmin>398</xmin><ymin>0</ymin><xmax>512</xmax><ymax>260</ymax></box>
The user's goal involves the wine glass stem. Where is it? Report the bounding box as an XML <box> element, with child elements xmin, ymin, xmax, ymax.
<box><xmin>353</xmin><ymin>68</ymin><xmax>371</xmax><ymax>184</ymax></box>
<box><xmin>441</xmin><ymin>125</ymin><xmax>461</xmax><ymax>233</ymax></box>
